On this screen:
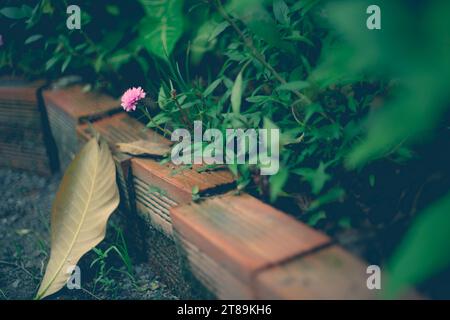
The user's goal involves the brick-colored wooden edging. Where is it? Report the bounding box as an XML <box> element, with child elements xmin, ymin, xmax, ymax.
<box><xmin>75</xmin><ymin>113</ymin><xmax>384</xmax><ymax>299</ymax></box>
<box><xmin>43</xmin><ymin>84</ymin><xmax>121</xmax><ymax>170</ymax></box>
<box><xmin>39</xmin><ymin>86</ymin><xmax>417</xmax><ymax>299</ymax></box>
<box><xmin>77</xmin><ymin>113</ymin><xmax>171</xmax><ymax>212</ymax></box>
<box><xmin>170</xmin><ymin>194</ymin><xmax>379</xmax><ymax>300</ymax></box>
<box><xmin>130</xmin><ymin>157</ymin><xmax>235</xmax><ymax>297</ymax></box>
<box><xmin>0</xmin><ymin>77</ymin><xmax>57</xmax><ymax>175</ymax></box>
<box><xmin>75</xmin><ymin>111</ymin><xmax>235</xmax><ymax>297</ymax></box>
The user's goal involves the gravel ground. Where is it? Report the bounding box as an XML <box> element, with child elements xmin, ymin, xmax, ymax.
<box><xmin>0</xmin><ymin>168</ymin><xmax>178</xmax><ymax>300</ymax></box>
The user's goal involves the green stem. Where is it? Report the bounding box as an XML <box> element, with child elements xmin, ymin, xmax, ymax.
<box><xmin>172</xmin><ymin>92</ymin><xmax>192</xmax><ymax>129</ymax></box>
<box><xmin>142</xmin><ymin>107</ymin><xmax>173</xmax><ymax>136</ymax></box>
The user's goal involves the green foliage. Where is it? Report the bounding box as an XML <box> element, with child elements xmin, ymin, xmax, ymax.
<box><xmin>317</xmin><ymin>0</ymin><xmax>450</xmax><ymax>168</ymax></box>
<box><xmin>316</xmin><ymin>0</ymin><xmax>450</xmax><ymax>295</ymax></box>
<box><xmin>386</xmin><ymin>193</ymin><xmax>450</xmax><ymax>298</ymax></box>
<box><xmin>90</xmin><ymin>225</ymin><xmax>134</xmax><ymax>293</ymax></box>
<box><xmin>0</xmin><ymin>5</ymin><xmax>32</xmax><ymax>19</ymax></box>
<box><xmin>138</xmin><ymin>0</ymin><xmax>184</xmax><ymax>60</ymax></box>
<box><xmin>231</xmin><ymin>69</ymin><xmax>244</xmax><ymax>115</ymax></box>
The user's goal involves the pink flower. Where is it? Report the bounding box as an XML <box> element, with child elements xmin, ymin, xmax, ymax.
<box><xmin>121</xmin><ymin>87</ymin><xmax>146</xmax><ymax>112</ymax></box>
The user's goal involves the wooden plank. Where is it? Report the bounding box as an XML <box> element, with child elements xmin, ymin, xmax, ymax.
<box><xmin>43</xmin><ymin>85</ymin><xmax>120</xmax><ymax>122</ymax></box>
<box><xmin>132</xmin><ymin>158</ymin><xmax>235</xmax><ymax>238</ymax></box>
<box><xmin>170</xmin><ymin>194</ymin><xmax>330</xmax><ymax>298</ymax></box>
<box><xmin>0</xmin><ymin>79</ymin><xmax>54</xmax><ymax>175</ymax></box>
<box><xmin>43</xmin><ymin>85</ymin><xmax>121</xmax><ymax>169</ymax></box>
<box><xmin>132</xmin><ymin>158</ymin><xmax>234</xmax><ymax>202</ymax></box>
<box><xmin>175</xmin><ymin>230</ymin><xmax>254</xmax><ymax>299</ymax></box>
<box><xmin>77</xmin><ymin>113</ymin><xmax>173</xmax><ymax>211</ymax></box>
<box><xmin>255</xmin><ymin>245</ymin><xmax>375</xmax><ymax>299</ymax></box>
<box><xmin>76</xmin><ymin>113</ymin><xmax>170</xmax><ymax>153</ymax></box>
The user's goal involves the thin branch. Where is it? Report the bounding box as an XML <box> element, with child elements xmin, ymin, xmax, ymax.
<box><xmin>142</xmin><ymin>107</ymin><xmax>173</xmax><ymax>136</ymax></box>
<box><xmin>171</xmin><ymin>90</ymin><xmax>192</xmax><ymax>129</ymax></box>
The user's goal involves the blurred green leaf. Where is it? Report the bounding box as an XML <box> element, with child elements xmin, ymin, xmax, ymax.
<box><xmin>227</xmin><ymin>0</ymin><xmax>285</xmax><ymax>49</ymax></box>
<box><xmin>276</xmin><ymin>81</ymin><xmax>310</xmax><ymax>91</ymax></box>
<box><xmin>45</xmin><ymin>56</ymin><xmax>60</xmax><ymax>71</ymax></box>
<box><xmin>208</xmin><ymin>21</ymin><xmax>229</xmax><ymax>42</ymax></box>
<box><xmin>138</xmin><ymin>0</ymin><xmax>184</xmax><ymax>59</ymax></box>
<box><xmin>24</xmin><ymin>34</ymin><xmax>43</xmax><ymax>45</ymax></box>
<box><xmin>203</xmin><ymin>78</ymin><xmax>222</xmax><ymax>97</ymax></box>
<box><xmin>269</xmin><ymin>167</ymin><xmax>289</xmax><ymax>202</ymax></box>
<box><xmin>61</xmin><ymin>56</ymin><xmax>72</xmax><ymax>73</ymax></box>
<box><xmin>158</xmin><ymin>86</ymin><xmax>168</xmax><ymax>109</ymax></box>
<box><xmin>0</xmin><ymin>5</ymin><xmax>32</xmax><ymax>19</ymax></box>
<box><xmin>317</xmin><ymin>1</ymin><xmax>450</xmax><ymax>167</ymax></box>
<box><xmin>293</xmin><ymin>162</ymin><xmax>330</xmax><ymax>194</ymax></box>
<box><xmin>231</xmin><ymin>70</ymin><xmax>244</xmax><ymax>115</ymax></box>
<box><xmin>386</xmin><ymin>192</ymin><xmax>450</xmax><ymax>298</ymax></box>
<box><xmin>369</xmin><ymin>174</ymin><xmax>375</xmax><ymax>187</ymax></box>
<box><xmin>106</xmin><ymin>5</ymin><xmax>120</xmax><ymax>16</ymax></box>
<box><xmin>273</xmin><ymin>0</ymin><xmax>290</xmax><ymax>25</ymax></box>
<box><xmin>308</xmin><ymin>211</ymin><xmax>326</xmax><ymax>226</ymax></box>
<box><xmin>308</xmin><ymin>187</ymin><xmax>345</xmax><ymax>211</ymax></box>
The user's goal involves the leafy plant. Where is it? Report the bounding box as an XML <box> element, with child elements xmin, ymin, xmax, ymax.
<box><xmin>137</xmin><ymin>0</ymin><xmax>184</xmax><ymax>60</ymax></box>
<box><xmin>91</xmin><ymin>224</ymin><xmax>135</xmax><ymax>294</ymax></box>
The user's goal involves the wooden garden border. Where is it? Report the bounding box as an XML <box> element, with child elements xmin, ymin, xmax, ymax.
<box><xmin>12</xmin><ymin>83</ymin><xmax>420</xmax><ymax>299</ymax></box>
<box><xmin>0</xmin><ymin>77</ymin><xmax>58</xmax><ymax>175</ymax></box>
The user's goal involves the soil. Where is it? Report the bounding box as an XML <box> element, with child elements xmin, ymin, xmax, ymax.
<box><xmin>0</xmin><ymin>168</ymin><xmax>178</xmax><ymax>300</ymax></box>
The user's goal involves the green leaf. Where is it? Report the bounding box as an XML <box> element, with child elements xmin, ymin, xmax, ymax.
<box><xmin>304</xmin><ymin>103</ymin><xmax>323</xmax><ymax>123</ymax></box>
<box><xmin>308</xmin><ymin>187</ymin><xmax>345</xmax><ymax>211</ymax></box>
<box><xmin>45</xmin><ymin>56</ymin><xmax>60</xmax><ymax>71</ymax></box>
<box><xmin>61</xmin><ymin>56</ymin><xmax>72</xmax><ymax>73</ymax></box>
<box><xmin>246</xmin><ymin>95</ymin><xmax>270</xmax><ymax>104</ymax></box>
<box><xmin>231</xmin><ymin>70</ymin><xmax>244</xmax><ymax>115</ymax></box>
<box><xmin>227</xmin><ymin>0</ymin><xmax>284</xmax><ymax>49</ymax></box>
<box><xmin>369</xmin><ymin>174</ymin><xmax>375</xmax><ymax>187</ymax></box>
<box><xmin>338</xmin><ymin>216</ymin><xmax>352</xmax><ymax>229</ymax></box>
<box><xmin>263</xmin><ymin>117</ymin><xmax>279</xmax><ymax>131</ymax></box>
<box><xmin>24</xmin><ymin>34</ymin><xmax>43</xmax><ymax>45</ymax></box>
<box><xmin>108</xmin><ymin>52</ymin><xmax>132</xmax><ymax>70</ymax></box>
<box><xmin>0</xmin><ymin>5</ymin><xmax>32</xmax><ymax>19</ymax></box>
<box><xmin>273</xmin><ymin>0</ymin><xmax>290</xmax><ymax>25</ymax></box>
<box><xmin>385</xmin><ymin>192</ymin><xmax>450</xmax><ymax>298</ymax></box>
<box><xmin>158</xmin><ymin>86</ymin><xmax>168</xmax><ymax>109</ymax></box>
<box><xmin>147</xmin><ymin>113</ymin><xmax>171</xmax><ymax>128</ymax></box>
<box><xmin>203</xmin><ymin>78</ymin><xmax>222</xmax><ymax>97</ymax></box>
<box><xmin>106</xmin><ymin>5</ymin><xmax>120</xmax><ymax>16</ymax></box>
<box><xmin>276</xmin><ymin>81</ymin><xmax>310</xmax><ymax>91</ymax></box>
<box><xmin>208</xmin><ymin>21</ymin><xmax>229</xmax><ymax>42</ymax></box>
<box><xmin>269</xmin><ymin>167</ymin><xmax>289</xmax><ymax>202</ymax></box>
<box><xmin>138</xmin><ymin>0</ymin><xmax>184</xmax><ymax>60</ymax></box>
<box><xmin>284</xmin><ymin>31</ymin><xmax>314</xmax><ymax>46</ymax></box>
<box><xmin>292</xmin><ymin>162</ymin><xmax>330</xmax><ymax>195</ymax></box>
<box><xmin>307</xmin><ymin>211</ymin><xmax>326</xmax><ymax>226</ymax></box>
<box><xmin>190</xmin><ymin>20</ymin><xmax>218</xmax><ymax>64</ymax></box>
